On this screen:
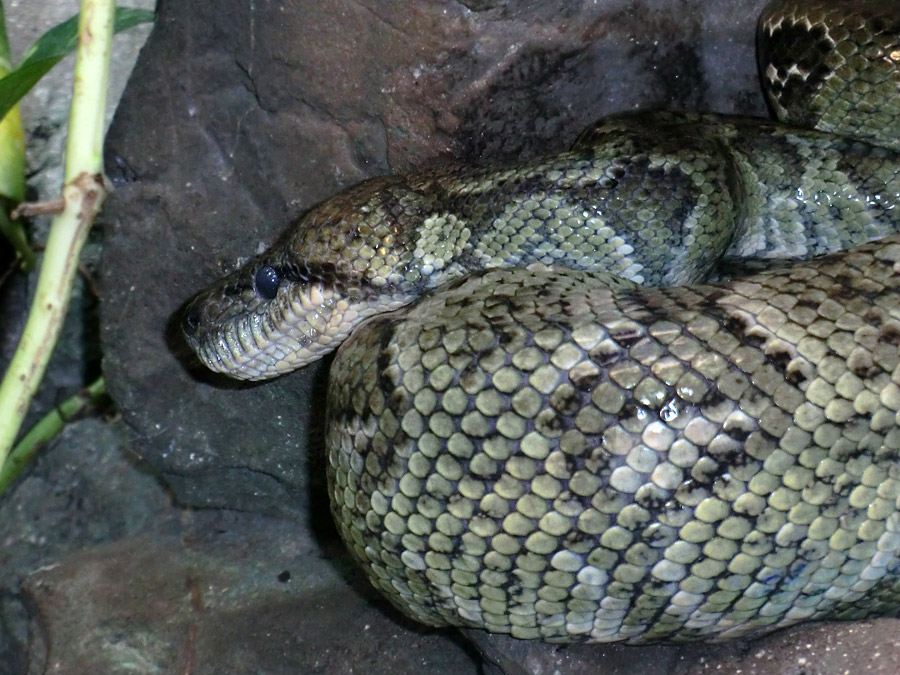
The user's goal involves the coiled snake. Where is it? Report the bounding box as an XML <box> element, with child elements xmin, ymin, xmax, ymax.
<box><xmin>183</xmin><ymin>1</ymin><xmax>900</xmax><ymax>643</ymax></box>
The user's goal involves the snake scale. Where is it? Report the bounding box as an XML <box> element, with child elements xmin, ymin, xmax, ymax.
<box><xmin>183</xmin><ymin>1</ymin><xmax>900</xmax><ymax>644</ymax></box>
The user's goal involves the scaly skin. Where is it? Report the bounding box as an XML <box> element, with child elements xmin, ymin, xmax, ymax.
<box><xmin>182</xmin><ymin>0</ymin><xmax>900</xmax><ymax>643</ymax></box>
<box><xmin>182</xmin><ymin>111</ymin><xmax>900</xmax><ymax>379</ymax></box>
<box><xmin>328</xmin><ymin>237</ymin><xmax>900</xmax><ymax>643</ymax></box>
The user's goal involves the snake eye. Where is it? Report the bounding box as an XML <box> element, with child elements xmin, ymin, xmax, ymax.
<box><xmin>255</xmin><ymin>265</ymin><xmax>281</xmax><ymax>300</ymax></box>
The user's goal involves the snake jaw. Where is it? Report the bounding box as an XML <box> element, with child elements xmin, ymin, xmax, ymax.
<box><xmin>182</xmin><ymin>257</ymin><xmax>419</xmax><ymax>380</ymax></box>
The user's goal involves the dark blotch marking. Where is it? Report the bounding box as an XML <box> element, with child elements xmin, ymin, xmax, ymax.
<box><xmin>564</xmin><ymin>530</ymin><xmax>591</xmax><ymax>546</ymax></box>
<box><xmin>864</xmin><ymin>310</ymin><xmax>883</xmax><ymax>328</ymax></box>
<box><xmin>785</xmin><ymin>364</ymin><xmax>808</xmax><ymax>386</ymax></box>
<box><xmin>460</xmin><ymin>362</ymin><xmax>485</xmax><ymax>392</ymax></box>
<box><xmin>222</xmin><ymin>281</ymin><xmax>252</xmax><ymax>298</ymax></box>
<box><xmin>635</xmin><ymin>490</ymin><xmax>667</xmax><ymax>512</ymax></box>
<box><xmin>702</xmin><ymin>289</ymin><xmax>728</xmax><ymax>306</ymax></box>
<box><xmin>829</xmin><ymin>283</ymin><xmax>857</xmax><ymax>301</ymax></box>
<box><xmin>535</xmin><ymin>410</ymin><xmax>563</xmax><ymax>435</ymax></box>
<box><xmin>618</xmin><ymin>402</ymin><xmax>645</xmax><ymax>423</ymax></box>
<box><xmin>375</xmin><ymin>320</ymin><xmax>399</xmax><ymax>392</ymax></box>
<box><xmin>550</xmin><ymin>386</ymin><xmax>581</xmax><ymax>416</ymax></box>
<box><xmin>280</xmin><ymin>260</ymin><xmax>374</xmax><ymax>292</ymax></box>
<box><xmin>762</xmin><ymin>22</ymin><xmax>833</xmax><ymax>127</ymax></box>
<box><xmin>746</xmin><ymin>390</ymin><xmax>766</xmax><ymax>407</ymax></box>
<box><xmin>675</xmin><ymin>478</ymin><xmax>709</xmax><ymax>499</ymax></box>
<box><xmin>764</xmin><ymin>346</ymin><xmax>793</xmax><ymax>372</ymax></box>
<box><xmin>699</xmin><ymin>389</ymin><xmax>727</xmax><ymax>410</ymax></box>
<box><xmin>571</xmin><ymin>370</ymin><xmax>602</xmax><ymax>392</ymax></box>
<box><xmin>498</xmin><ymin>331</ymin><xmax>515</xmax><ymax>347</ymax></box>
<box><xmin>722</xmin><ymin>419</ymin><xmax>752</xmax><ymax>442</ymax></box>
<box><xmin>744</xmin><ymin>331</ymin><xmax>768</xmax><ymax>348</ymax></box>
<box><xmin>590</xmin><ymin>343</ymin><xmax>623</xmax><ymax>367</ymax></box>
<box><xmin>724</xmin><ymin>313</ymin><xmax>750</xmax><ymax>339</ymax></box>
<box><xmin>692</xmin><ymin>460</ymin><xmax>724</xmax><ymax>485</ymax></box>
<box><xmin>389</xmin><ymin>389</ymin><xmax>408</xmax><ymax>410</ymax></box>
<box><xmin>879</xmin><ymin>325</ymin><xmax>900</xmax><ymax>346</ymax></box>
<box><xmin>609</xmin><ymin>327</ymin><xmax>644</xmax><ymax>348</ymax></box>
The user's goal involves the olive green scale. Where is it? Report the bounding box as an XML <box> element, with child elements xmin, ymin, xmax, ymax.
<box><xmin>319</xmin><ymin>0</ymin><xmax>900</xmax><ymax>644</ymax></box>
<box><xmin>182</xmin><ymin>0</ymin><xmax>900</xmax><ymax>645</ymax></box>
<box><xmin>328</xmin><ymin>237</ymin><xmax>900</xmax><ymax>642</ymax></box>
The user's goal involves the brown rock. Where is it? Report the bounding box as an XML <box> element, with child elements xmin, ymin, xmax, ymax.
<box><xmin>24</xmin><ymin>514</ymin><xmax>478</xmax><ymax>674</ymax></box>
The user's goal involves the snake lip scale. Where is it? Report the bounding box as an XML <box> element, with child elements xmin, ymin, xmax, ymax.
<box><xmin>183</xmin><ymin>0</ymin><xmax>900</xmax><ymax>644</ymax></box>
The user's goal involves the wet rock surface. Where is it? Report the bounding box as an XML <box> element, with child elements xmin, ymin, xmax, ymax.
<box><xmin>0</xmin><ymin>0</ymin><xmax>889</xmax><ymax>673</ymax></box>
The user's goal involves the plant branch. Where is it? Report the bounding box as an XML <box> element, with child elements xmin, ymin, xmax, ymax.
<box><xmin>0</xmin><ymin>376</ymin><xmax>107</xmax><ymax>492</ymax></box>
<box><xmin>0</xmin><ymin>0</ymin><xmax>114</xmax><ymax>470</ymax></box>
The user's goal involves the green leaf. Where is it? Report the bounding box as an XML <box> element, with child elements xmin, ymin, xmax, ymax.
<box><xmin>0</xmin><ymin>7</ymin><xmax>154</xmax><ymax>124</ymax></box>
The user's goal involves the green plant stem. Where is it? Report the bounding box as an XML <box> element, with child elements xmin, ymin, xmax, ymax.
<box><xmin>0</xmin><ymin>0</ymin><xmax>113</xmax><ymax>470</ymax></box>
<box><xmin>0</xmin><ymin>3</ymin><xmax>12</xmax><ymax>70</ymax></box>
<box><xmin>0</xmin><ymin>376</ymin><xmax>107</xmax><ymax>492</ymax></box>
<box><xmin>0</xmin><ymin>0</ymin><xmax>30</xmax><ymax>270</ymax></box>
<box><xmin>64</xmin><ymin>6</ymin><xmax>113</xmax><ymax>180</ymax></box>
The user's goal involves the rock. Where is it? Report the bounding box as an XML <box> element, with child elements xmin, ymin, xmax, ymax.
<box><xmin>466</xmin><ymin>629</ymin><xmax>685</xmax><ymax>675</ymax></box>
<box><xmin>465</xmin><ymin>619</ymin><xmax>900</xmax><ymax>675</ymax></box>
<box><xmin>23</xmin><ymin>512</ymin><xmax>478</xmax><ymax>674</ymax></box>
<box><xmin>0</xmin><ymin>419</ymin><xmax>173</xmax><ymax>674</ymax></box>
<box><xmin>682</xmin><ymin>619</ymin><xmax>900</xmax><ymax>675</ymax></box>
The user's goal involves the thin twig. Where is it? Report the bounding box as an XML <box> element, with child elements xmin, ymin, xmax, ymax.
<box><xmin>11</xmin><ymin>197</ymin><xmax>66</xmax><ymax>219</ymax></box>
<box><xmin>0</xmin><ymin>376</ymin><xmax>107</xmax><ymax>492</ymax></box>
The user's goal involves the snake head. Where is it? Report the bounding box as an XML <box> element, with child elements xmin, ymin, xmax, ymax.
<box><xmin>181</xmin><ymin>253</ymin><xmax>408</xmax><ymax>381</ymax></box>
<box><xmin>181</xmin><ymin>177</ymin><xmax>431</xmax><ymax>380</ymax></box>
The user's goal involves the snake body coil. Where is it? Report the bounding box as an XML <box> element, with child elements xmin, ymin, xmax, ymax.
<box><xmin>183</xmin><ymin>1</ymin><xmax>900</xmax><ymax>643</ymax></box>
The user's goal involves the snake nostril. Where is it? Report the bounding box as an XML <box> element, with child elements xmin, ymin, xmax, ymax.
<box><xmin>182</xmin><ymin>301</ymin><xmax>201</xmax><ymax>337</ymax></box>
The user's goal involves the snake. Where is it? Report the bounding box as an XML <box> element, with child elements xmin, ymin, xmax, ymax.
<box><xmin>182</xmin><ymin>0</ymin><xmax>900</xmax><ymax>644</ymax></box>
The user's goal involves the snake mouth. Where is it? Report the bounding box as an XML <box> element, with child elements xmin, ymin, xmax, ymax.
<box><xmin>182</xmin><ymin>276</ymin><xmax>417</xmax><ymax>381</ymax></box>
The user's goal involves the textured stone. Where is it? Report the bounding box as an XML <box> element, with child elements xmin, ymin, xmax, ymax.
<box><xmin>22</xmin><ymin>513</ymin><xmax>478</xmax><ymax>675</ymax></box>
<box><xmin>0</xmin><ymin>419</ymin><xmax>173</xmax><ymax>674</ymax></box>
<box><xmin>468</xmin><ymin>620</ymin><xmax>900</xmax><ymax>675</ymax></box>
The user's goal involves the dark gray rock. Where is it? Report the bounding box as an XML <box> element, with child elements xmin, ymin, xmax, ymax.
<box><xmin>0</xmin><ymin>419</ymin><xmax>174</xmax><ymax>675</ymax></box>
<box><xmin>467</xmin><ymin>629</ymin><xmax>685</xmax><ymax>675</ymax></box>
<box><xmin>682</xmin><ymin>619</ymin><xmax>900</xmax><ymax>675</ymax></box>
<box><xmin>467</xmin><ymin>619</ymin><xmax>900</xmax><ymax>675</ymax></box>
